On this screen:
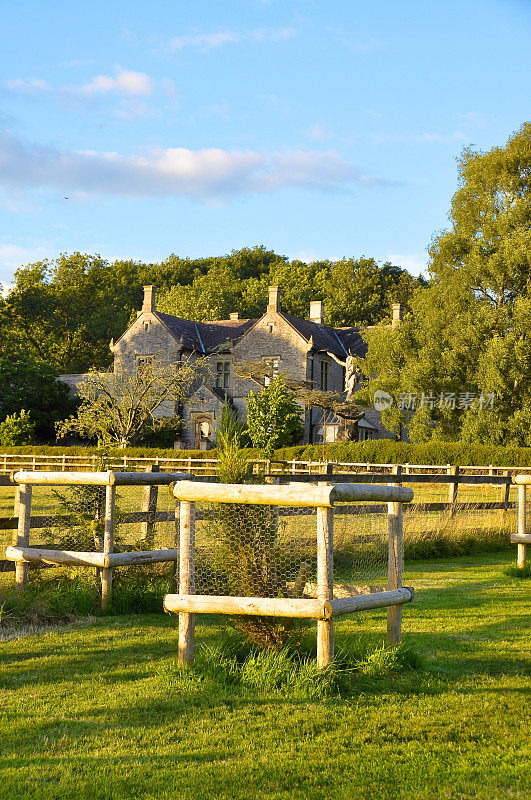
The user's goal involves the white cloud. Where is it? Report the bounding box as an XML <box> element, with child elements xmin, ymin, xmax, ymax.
<box><xmin>388</xmin><ymin>253</ymin><xmax>428</xmax><ymax>277</ymax></box>
<box><xmin>73</xmin><ymin>67</ymin><xmax>154</xmax><ymax>97</ymax></box>
<box><xmin>0</xmin><ymin>128</ymin><xmax>391</xmax><ymax>201</ymax></box>
<box><xmin>334</xmin><ymin>33</ymin><xmax>383</xmax><ymax>54</ymax></box>
<box><xmin>459</xmin><ymin>111</ymin><xmax>487</xmax><ymax>128</ymax></box>
<box><xmin>169</xmin><ymin>27</ymin><xmax>297</xmax><ymax>52</ymax></box>
<box><xmin>5</xmin><ymin>78</ymin><xmax>52</xmax><ymax>93</ymax></box>
<box><xmin>304</xmin><ymin>124</ymin><xmax>334</xmax><ymax>142</ymax></box>
<box><xmin>5</xmin><ymin>66</ymin><xmax>171</xmax><ymax>100</ymax></box>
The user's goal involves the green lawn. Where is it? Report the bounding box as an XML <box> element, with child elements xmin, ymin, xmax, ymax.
<box><xmin>0</xmin><ymin>552</ymin><xmax>529</xmax><ymax>800</ymax></box>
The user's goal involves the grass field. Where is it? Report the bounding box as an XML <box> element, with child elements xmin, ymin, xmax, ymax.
<box><xmin>0</xmin><ymin>552</ymin><xmax>529</xmax><ymax>800</ymax></box>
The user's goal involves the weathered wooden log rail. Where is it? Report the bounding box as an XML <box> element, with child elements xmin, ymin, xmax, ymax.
<box><xmin>4</xmin><ymin>470</ymin><xmax>191</xmax><ymax>608</ymax></box>
<box><xmin>164</xmin><ymin>480</ymin><xmax>415</xmax><ymax>669</ymax></box>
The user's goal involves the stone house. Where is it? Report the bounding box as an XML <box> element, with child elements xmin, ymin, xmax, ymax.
<box><xmin>109</xmin><ymin>285</ymin><xmax>399</xmax><ymax>449</ymax></box>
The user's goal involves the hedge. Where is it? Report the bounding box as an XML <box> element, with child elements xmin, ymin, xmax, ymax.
<box><xmin>2</xmin><ymin>440</ymin><xmax>531</xmax><ymax>467</ymax></box>
<box><xmin>273</xmin><ymin>440</ymin><xmax>531</xmax><ymax>467</ymax></box>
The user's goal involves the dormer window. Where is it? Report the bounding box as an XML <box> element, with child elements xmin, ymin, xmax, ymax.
<box><xmin>216</xmin><ymin>361</ymin><xmax>230</xmax><ymax>389</ymax></box>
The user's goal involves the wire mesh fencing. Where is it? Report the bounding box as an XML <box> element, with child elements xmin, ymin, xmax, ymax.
<box><xmin>17</xmin><ymin>483</ymin><xmax>179</xmax><ymax>555</ymax></box>
<box><xmin>401</xmin><ymin>478</ymin><xmax>518</xmax><ymax>557</ymax></box>
<box><xmin>194</xmin><ymin>501</ymin><xmax>390</xmax><ymax>601</ymax></box>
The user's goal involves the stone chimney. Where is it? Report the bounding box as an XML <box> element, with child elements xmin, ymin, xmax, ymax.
<box><xmin>267</xmin><ymin>286</ymin><xmax>280</xmax><ymax>313</ymax></box>
<box><xmin>309</xmin><ymin>300</ymin><xmax>323</xmax><ymax>325</ymax></box>
<box><xmin>229</xmin><ymin>312</ymin><xmax>241</xmax><ymax>320</ymax></box>
<box><xmin>392</xmin><ymin>302</ymin><xmax>403</xmax><ymax>329</ymax></box>
<box><xmin>143</xmin><ymin>285</ymin><xmax>156</xmax><ymax>313</ymax></box>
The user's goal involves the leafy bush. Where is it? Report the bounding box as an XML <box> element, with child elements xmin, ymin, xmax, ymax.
<box><xmin>0</xmin><ymin>410</ymin><xmax>36</xmax><ymax>446</ymax></box>
<box><xmin>246</xmin><ymin>376</ymin><xmax>304</xmax><ymax>455</ymax></box>
<box><xmin>135</xmin><ymin>416</ymin><xmax>182</xmax><ymax>448</ymax></box>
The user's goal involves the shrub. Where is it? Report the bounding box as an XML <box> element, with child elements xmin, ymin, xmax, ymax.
<box><xmin>0</xmin><ymin>410</ymin><xmax>36</xmax><ymax>446</ymax></box>
<box><xmin>246</xmin><ymin>376</ymin><xmax>304</xmax><ymax>455</ymax></box>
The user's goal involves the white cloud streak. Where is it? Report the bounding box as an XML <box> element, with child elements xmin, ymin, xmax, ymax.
<box><xmin>0</xmin><ymin>128</ymin><xmax>390</xmax><ymax>201</ymax></box>
<box><xmin>5</xmin><ymin>78</ymin><xmax>52</xmax><ymax>93</ymax></box>
<box><xmin>5</xmin><ymin>66</ymin><xmax>170</xmax><ymax>99</ymax></box>
<box><xmin>169</xmin><ymin>27</ymin><xmax>297</xmax><ymax>52</ymax></box>
<box><xmin>73</xmin><ymin>67</ymin><xmax>154</xmax><ymax>97</ymax></box>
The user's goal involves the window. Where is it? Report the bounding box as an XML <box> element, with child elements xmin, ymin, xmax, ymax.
<box><xmin>136</xmin><ymin>355</ymin><xmax>153</xmax><ymax>372</ymax></box>
<box><xmin>143</xmin><ymin>321</ymin><xmax>150</xmax><ymax>332</ymax></box>
<box><xmin>268</xmin><ymin>323</ymin><xmax>275</xmax><ymax>334</ymax></box>
<box><xmin>216</xmin><ymin>361</ymin><xmax>230</xmax><ymax>389</ymax></box>
<box><xmin>320</xmin><ymin>359</ymin><xmax>329</xmax><ymax>391</ymax></box>
<box><xmin>264</xmin><ymin>357</ymin><xmax>279</xmax><ymax>386</ymax></box>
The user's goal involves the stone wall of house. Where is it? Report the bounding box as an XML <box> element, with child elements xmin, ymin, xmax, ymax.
<box><xmin>58</xmin><ymin>373</ymin><xmax>93</xmax><ymax>395</ymax></box>
<box><xmin>230</xmin><ymin>309</ymin><xmax>311</xmax><ymax>441</ymax></box>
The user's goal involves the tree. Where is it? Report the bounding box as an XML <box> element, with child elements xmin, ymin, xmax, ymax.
<box><xmin>246</xmin><ymin>376</ymin><xmax>304</xmax><ymax>455</ymax></box>
<box><xmin>0</xmin><ymin>358</ymin><xmax>76</xmax><ymax>440</ymax></box>
<box><xmin>359</xmin><ymin>123</ymin><xmax>531</xmax><ymax>444</ymax></box>
<box><xmin>1</xmin><ymin>253</ymin><xmax>153</xmax><ymax>372</ymax></box>
<box><xmin>56</xmin><ymin>355</ymin><xmax>205</xmax><ymax>448</ymax></box>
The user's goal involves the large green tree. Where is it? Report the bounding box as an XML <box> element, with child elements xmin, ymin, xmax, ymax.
<box><xmin>1</xmin><ymin>253</ymin><xmax>154</xmax><ymax>372</ymax></box>
<box><xmin>359</xmin><ymin>123</ymin><xmax>531</xmax><ymax>444</ymax></box>
<box><xmin>0</xmin><ymin>358</ymin><xmax>76</xmax><ymax>440</ymax></box>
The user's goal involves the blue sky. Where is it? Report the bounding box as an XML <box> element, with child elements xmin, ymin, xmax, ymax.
<box><xmin>0</xmin><ymin>0</ymin><xmax>529</xmax><ymax>287</ymax></box>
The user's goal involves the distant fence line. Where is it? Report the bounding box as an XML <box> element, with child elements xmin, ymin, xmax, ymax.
<box><xmin>2</xmin><ymin>452</ymin><xmax>531</xmax><ymax>477</ymax></box>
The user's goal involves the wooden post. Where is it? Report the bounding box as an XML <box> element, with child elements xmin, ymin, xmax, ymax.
<box><xmin>447</xmin><ymin>465</ymin><xmax>459</xmax><ymax>516</ymax></box>
<box><xmin>178</xmin><ymin>500</ymin><xmax>195</xmax><ymax>666</ymax></box>
<box><xmin>172</xmin><ymin>499</ymin><xmax>180</xmax><ymax>592</ymax></box>
<box><xmin>387</xmin><ymin>498</ymin><xmax>404</xmax><ymax>646</ymax></box>
<box><xmin>15</xmin><ymin>483</ymin><xmax>31</xmax><ymax>588</ymax></box>
<box><xmin>392</xmin><ymin>464</ymin><xmax>402</xmax><ymax>483</ymax></box>
<box><xmin>100</xmin><ymin>484</ymin><xmax>116</xmax><ymax>611</ymax></box>
<box><xmin>517</xmin><ymin>484</ymin><xmax>527</xmax><ymax>568</ymax></box>
<box><xmin>316</xmin><ymin>505</ymin><xmax>334</xmax><ymax>667</ymax></box>
<box><xmin>502</xmin><ymin>470</ymin><xmax>511</xmax><ymax>514</ymax></box>
<box><xmin>140</xmin><ymin>464</ymin><xmax>159</xmax><ymax>547</ymax></box>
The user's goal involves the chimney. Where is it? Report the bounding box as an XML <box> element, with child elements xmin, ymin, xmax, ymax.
<box><xmin>142</xmin><ymin>285</ymin><xmax>156</xmax><ymax>313</ymax></box>
<box><xmin>267</xmin><ymin>285</ymin><xmax>280</xmax><ymax>313</ymax></box>
<box><xmin>229</xmin><ymin>312</ymin><xmax>240</xmax><ymax>320</ymax></box>
<box><xmin>392</xmin><ymin>302</ymin><xmax>403</xmax><ymax>328</ymax></box>
<box><xmin>309</xmin><ymin>300</ymin><xmax>323</xmax><ymax>325</ymax></box>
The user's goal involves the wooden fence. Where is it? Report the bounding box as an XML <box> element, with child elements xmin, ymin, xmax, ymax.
<box><xmin>164</xmin><ymin>480</ymin><xmax>414</xmax><ymax>667</ymax></box>
<box><xmin>2</xmin><ymin>452</ymin><xmax>531</xmax><ymax>476</ymax></box>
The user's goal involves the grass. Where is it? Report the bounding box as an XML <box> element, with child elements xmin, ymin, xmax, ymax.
<box><xmin>0</xmin><ymin>551</ymin><xmax>529</xmax><ymax>800</ymax></box>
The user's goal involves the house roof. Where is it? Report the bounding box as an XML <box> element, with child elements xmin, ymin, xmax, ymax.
<box><xmin>155</xmin><ymin>312</ymin><xmax>256</xmax><ymax>353</ymax></box>
<box><xmin>280</xmin><ymin>313</ymin><xmax>367</xmax><ymax>359</ymax></box>
<box><xmin>153</xmin><ymin>309</ymin><xmax>366</xmax><ymax>359</ymax></box>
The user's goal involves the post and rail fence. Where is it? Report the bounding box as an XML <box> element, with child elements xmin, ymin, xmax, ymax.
<box><xmin>164</xmin><ymin>479</ymin><xmax>415</xmax><ymax>667</ymax></box>
<box><xmin>3</xmin><ymin>452</ymin><xmax>531</xmax><ymax>477</ymax></box>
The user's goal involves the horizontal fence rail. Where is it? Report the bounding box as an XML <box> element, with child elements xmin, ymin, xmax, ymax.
<box><xmin>2</xmin><ymin>453</ymin><xmax>531</xmax><ymax>476</ymax></box>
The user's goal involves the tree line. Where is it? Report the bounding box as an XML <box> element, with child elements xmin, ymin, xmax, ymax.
<box><xmin>0</xmin><ymin>248</ymin><xmax>423</xmax><ymax>374</ymax></box>
<box><xmin>1</xmin><ymin>122</ymin><xmax>529</xmax><ymax>448</ymax></box>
